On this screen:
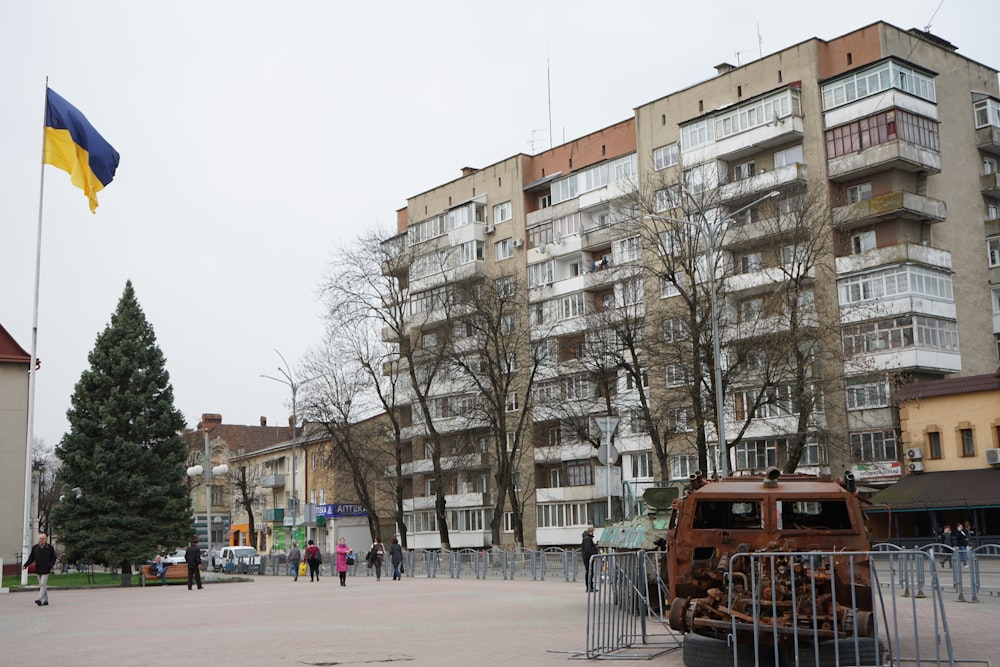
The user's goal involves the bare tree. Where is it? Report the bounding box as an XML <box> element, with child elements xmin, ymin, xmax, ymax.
<box><xmin>228</xmin><ymin>464</ymin><xmax>265</xmax><ymax>550</ymax></box>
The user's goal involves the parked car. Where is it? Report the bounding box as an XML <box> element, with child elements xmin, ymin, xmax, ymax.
<box><xmin>161</xmin><ymin>549</ymin><xmax>187</xmax><ymax>565</ymax></box>
<box><xmin>215</xmin><ymin>546</ymin><xmax>262</xmax><ymax>573</ymax></box>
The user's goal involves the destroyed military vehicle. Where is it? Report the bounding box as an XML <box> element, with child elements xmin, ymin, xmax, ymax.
<box><xmin>666</xmin><ymin>467</ymin><xmax>881</xmax><ymax>666</ymax></box>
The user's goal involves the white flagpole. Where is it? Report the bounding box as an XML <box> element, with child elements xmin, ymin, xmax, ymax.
<box><xmin>21</xmin><ymin>79</ymin><xmax>49</xmax><ymax>585</ymax></box>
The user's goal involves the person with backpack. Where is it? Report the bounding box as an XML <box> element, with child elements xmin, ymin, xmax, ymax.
<box><xmin>367</xmin><ymin>536</ymin><xmax>386</xmax><ymax>581</ymax></box>
<box><xmin>304</xmin><ymin>540</ymin><xmax>322</xmax><ymax>582</ymax></box>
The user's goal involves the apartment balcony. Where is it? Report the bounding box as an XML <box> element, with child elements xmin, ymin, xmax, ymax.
<box><xmin>536</xmin><ymin>485</ymin><xmax>598</xmax><ymax>503</ymax></box>
<box><xmin>409</xmin><ymin>259</ymin><xmax>486</xmax><ymax>294</ymax></box>
<box><xmin>843</xmin><ymin>347</ymin><xmax>962</xmax><ymax>375</ymax></box>
<box><xmin>827</xmin><ymin>141</ymin><xmax>941</xmax><ymax>182</ymax></box>
<box><xmin>832</xmin><ymin>191</ymin><xmax>947</xmax><ymax>230</ymax></box>
<box><xmin>381</xmin><ymin>324</ymin><xmax>403</xmax><ymax>343</ymax></box>
<box><xmin>982</xmin><ymin>173</ymin><xmax>1000</xmax><ymax>199</ymax></box>
<box><xmin>581</xmin><ymin>220</ymin><xmax>635</xmax><ymax>251</ymax></box>
<box><xmin>718</xmin><ymin>163</ymin><xmax>808</xmax><ymax>204</ymax></box>
<box><xmin>683</xmin><ymin>114</ymin><xmax>805</xmax><ymax>166</ymax></box>
<box><xmin>977</xmin><ymin>125</ymin><xmax>1000</xmax><ymax>157</ymax></box>
<box><xmin>262</xmin><ymin>508</ymin><xmax>285</xmax><ymax>523</ymax></box>
<box><xmin>403</xmin><ymin>491</ymin><xmax>490</xmax><ymax>513</ymax></box>
<box><xmin>582</xmin><ymin>261</ymin><xmax>641</xmax><ymax>292</ymax></box>
<box><xmin>260</xmin><ymin>474</ymin><xmax>285</xmax><ymax>488</ymax></box>
<box><xmin>725</xmin><ymin>265</ymin><xmax>815</xmax><ymax>293</ymax></box>
<box><xmin>834</xmin><ymin>242</ymin><xmax>952</xmax><ymax>276</ymax></box>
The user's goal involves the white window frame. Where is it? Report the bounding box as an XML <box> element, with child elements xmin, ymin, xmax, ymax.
<box><xmin>847</xmin><ymin>182</ymin><xmax>873</xmax><ymax>203</ymax></box>
<box><xmin>774</xmin><ymin>145</ymin><xmax>804</xmax><ymax>168</ymax></box>
<box><xmin>653</xmin><ymin>143</ymin><xmax>679</xmax><ymax>170</ymax></box>
<box><xmin>495</xmin><ymin>238</ymin><xmax>513</xmax><ymax>261</ymax></box>
<box><xmin>492</xmin><ymin>201</ymin><xmax>513</xmax><ymax>224</ymax></box>
<box><xmin>527</xmin><ymin>260</ymin><xmax>555</xmax><ymax>288</ymax></box>
<box><xmin>851</xmin><ymin>231</ymin><xmax>876</xmax><ymax>254</ymax></box>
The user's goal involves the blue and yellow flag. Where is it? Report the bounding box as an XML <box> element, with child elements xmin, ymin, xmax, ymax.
<box><xmin>44</xmin><ymin>88</ymin><xmax>119</xmax><ymax>213</ymax></box>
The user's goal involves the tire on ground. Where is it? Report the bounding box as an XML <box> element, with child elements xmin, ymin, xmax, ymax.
<box><xmin>788</xmin><ymin>637</ymin><xmax>885</xmax><ymax>667</ymax></box>
<box><xmin>682</xmin><ymin>632</ymin><xmax>777</xmax><ymax>667</ymax></box>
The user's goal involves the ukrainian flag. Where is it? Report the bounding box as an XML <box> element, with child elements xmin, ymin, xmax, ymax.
<box><xmin>44</xmin><ymin>88</ymin><xmax>119</xmax><ymax>213</ymax></box>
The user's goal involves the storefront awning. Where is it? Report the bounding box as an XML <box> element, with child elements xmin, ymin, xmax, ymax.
<box><xmin>865</xmin><ymin>468</ymin><xmax>1000</xmax><ymax>513</ymax></box>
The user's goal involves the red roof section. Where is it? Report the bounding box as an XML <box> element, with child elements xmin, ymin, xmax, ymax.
<box><xmin>895</xmin><ymin>368</ymin><xmax>1000</xmax><ymax>402</ymax></box>
<box><xmin>180</xmin><ymin>413</ymin><xmax>296</xmax><ymax>455</ymax></box>
<box><xmin>0</xmin><ymin>323</ymin><xmax>30</xmax><ymax>364</ymax></box>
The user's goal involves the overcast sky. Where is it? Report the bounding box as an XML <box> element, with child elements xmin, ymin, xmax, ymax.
<box><xmin>1</xmin><ymin>1</ymin><xmax>995</xmax><ymax>448</ymax></box>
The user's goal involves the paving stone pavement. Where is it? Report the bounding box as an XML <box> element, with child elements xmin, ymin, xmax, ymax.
<box><xmin>2</xmin><ymin>572</ymin><xmax>999</xmax><ymax>666</ymax></box>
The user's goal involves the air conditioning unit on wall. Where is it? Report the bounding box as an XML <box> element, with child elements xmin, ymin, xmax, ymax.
<box><xmin>512</xmin><ymin>239</ymin><xmax>524</xmax><ymax>248</ymax></box>
<box><xmin>986</xmin><ymin>449</ymin><xmax>1000</xmax><ymax>466</ymax></box>
<box><xmin>905</xmin><ymin>448</ymin><xmax>923</xmax><ymax>460</ymax></box>
<box><xmin>908</xmin><ymin>461</ymin><xmax>925</xmax><ymax>473</ymax></box>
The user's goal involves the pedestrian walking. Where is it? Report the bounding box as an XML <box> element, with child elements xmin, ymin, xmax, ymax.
<box><xmin>305</xmin><ymin>540</ymin><xmax>322</xmax><ymax>581</ymax></box>
<box><xmin>335</xmin><ymin>537</ymin><xmax>352</xmax><ymax>587</ymax></box>
<box><xmin>23</xmin><ymin>533</ymin><xmax>58</xmax><ymax>606</ymax></box>
<box><xmin>581</xmin><ymin>526</ymin><xmax>599</xmax><ymax>592</ymax></box>
<box><xmin>185</xmin><ymin>540</ymin><xmax>203</xmax><ymax>590</ymax></box>
<box><xmin>388</xmin><ymin>537</ymin><xmax>404</xmax><ymax>581</ymax></box>
<box><xmin>955</xmin><ymin>523</ymin><xmax>969</xmax><ymax>566</ymax></box>
<box><xmin>288</xmin><ymin>541</ymin><xmax>302</xmax><ymax>581</ymax></box>
<box><xmin>368</xmin><ymin>536</ymin><xmax>386</xmax><ymax>581</ymax></box>
<box><xmin>937</xmin><ymin>524</ymin><xmax>953</xmax><ymax>568</ymax></box>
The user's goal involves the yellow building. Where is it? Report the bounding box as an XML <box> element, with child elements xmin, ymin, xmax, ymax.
<box><xmin>867</xmin><ymin>368</ymin><xmax>1000</xmax><ymax>543</ymax></box>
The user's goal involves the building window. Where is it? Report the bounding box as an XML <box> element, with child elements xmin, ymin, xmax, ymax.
<box><xmin>670</xmin><ymin>454</ymin><xmax>698</xmax><ymax>480</ymax></box>
<box><xmin>989</xmin><ymin>204</ymin><xmax>1000</xmax><ymax>221</ymax></box>
<box><xmin>837</xmin><ymin>265</ymin><xmax>953</xmax><ymax>306</ymax></box>
<box><xmin>460</xmin><ymin>240</ymin><xmax>484</xmax><ymax>264</ymax></box>
<box><xmin>668</xmin><ymin>407</ymin><xmax>692</xmax><ymax>432</ymax></box>
<box><xmin>666</xmin><ymin>364</ymin><xmax>685</xmax><ymax>387</ymax></box>
<box><xmin>558</xmin><ymin>293</ymin><xmax>585</xmax><ymax>320</ymax></box>
<box><xmin>655</xmin><ymin>185</ymin><xmax>682</xmax><ymax>212</ymax></box>
<box><xmin>565</xmin><ymin>460</ymin><xmax>593</xmax><ymax>486</ymax></box>
<box><xmin>845</xmin><ymin>379</ymin><xmax>889</xmax><ymax>410</ymax></box>
<box><xmin>505</xmin><ymin>392</ymin><xmax>519</xmax><ymax>412</ymax></box>
<box><xmin>612</xmin><ymin>236</ymin><xmax>643</xmax><ymax>264</ymax></box>
<box><xmin>528</xmin><ymin>260</ymin><xmax>554</xmax><ymax>287</ymax></box>
<box><xmin>774</xmin><ymin>145</ymin><xmax>804</xmax><ymax>167</ymax></box>
<box><xmin>500</xmin><ymin>314</ymin><xmax>515</xmax><ymax>336</ymax></box>
<box><xmin>493</xmin><ymin>201</ymin><xmax>512</xmax><ymax>224</ymax></box>
<box><xmin>654</xmin><ymin>142</ymin><xmax>680</xmax><ymax>170</ymax></box>
<box><xmin>985</xmin><ymin>157</ymin><xmax>998</xmax><ymax>176</ymax></box>
<box><xmin>663</xmin><ymin>317</ymin><xmax>687</xmax><ymax>342</ymax></box>
<box><xmin>928</xmin><ymin>431</ymin><xmax>942</xmax><ymax>459</ymax></box>
<box><xmin>630</xmin><ymin>451</ymin><xmax>653</xmax><ymax>478</ymax></box>
<box><xmin>822</xmin><ymin>60</ymin><xmax>936</xmax><ymax>110</ymax></box>
<box><xmin>989</xmin><ymin>237</ymin><xmax>1000</xmax><ymax>267</ymax></box>
<box><xmin>736</xmin><ymin>439</ymin><xmax>779</xmax><ymax>470</ymax></box>
<box><xmin>733</xmin><ymin>160</ymin><xmax>755</xmax><ymax>180</ymax></box>
<box><xmin>851</xmin><ymin>231</ymin><xmax>876</xmax><ymax>254</ymax></box>
<box><xmin>847</xmin><ymin>182</ymin><xmax>873</xmax><ymax>203</ymax></box>
<box><xmin>549</xmin><ymin>468</ymin><xmax>563</xmax><ymax>488</ymax></box>
<box><xmin>826</xmin><ymin>109</ymin><xmax>939</xmax><ymax>159</ymax></box>
<box><xmin>495</xmin><ymin>276</ymin><xmax>515</xmax><ymax>298</ymax></box>
<box><xmin>961</xmin><ymin>428</ymin><xmax>976</xmax><ymax>457</ymax></box>
<box><xmin>615</xmin><ymin>277</ymin><xmax>644</xmax><ymax>307</ymax></box>
<box><xmin>495</xmin><ymin>238</ymin><xmax>513</xmax><ymax>261</ymax></box>
<box><xmin>503</xmin><ymin>512</ymin><xmax>515</xmax><ymax>533</ymax></box>
<box><xmin>737</xmin><ymin>252</ymin><xmax>763</xmax><ymax>274</ymax></box>
<box><xmin>425</xmin><ymin>478</ymin><xmax>436</xmax><ymax>497</ymax></box>
<box><xmin>850</xmin><ymin>430</ymin><xmax>898</xmax><ymax>462</ymax></box>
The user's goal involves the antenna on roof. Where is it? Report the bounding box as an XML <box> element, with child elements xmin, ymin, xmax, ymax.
<box><xmin>757</xmin><ymin>22</ymin><xmax>763</xmax><ymax>59</ymax></box>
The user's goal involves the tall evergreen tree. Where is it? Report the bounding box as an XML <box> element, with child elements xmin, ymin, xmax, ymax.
<box><xmin>49</xmin><ymin>281</ymin><xmax>191</xmax><ymax>585</ymax></box>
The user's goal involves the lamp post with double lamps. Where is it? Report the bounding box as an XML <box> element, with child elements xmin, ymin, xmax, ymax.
<box><xmin>261</xmin><ymin>350</ymin><xmax>319</xmax><ymax>542</ymax></box>
<box><xmin>187</xmin><ymin>431</ymin><xmax>228</xmax><ymax>568</ymax></box>
<box><xmin>647</xmin><ymin>189</ymin><xmax>780</xmax><ymax>478</ymax></box>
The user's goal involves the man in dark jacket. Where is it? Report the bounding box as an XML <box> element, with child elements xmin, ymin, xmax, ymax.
<box><xmin>581</xmin><ymin>526</ymin><xmax>599</xmax><ymax>592</ymax></box>
<box><xmin>185</xmin><ymin>540</ymin><xmax>203</xmax><ymax>590</ymax></box>
<box><xmin>23</xmin><ymin>533</ymin><xmax>58</xmax><ymax>606</ymax></box>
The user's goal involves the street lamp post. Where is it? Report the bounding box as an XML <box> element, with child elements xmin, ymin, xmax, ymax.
<box><xmin>187</xmin><ymin>431</ymin><xmax>228</xmax><ymax>565</ymax></box>
<box><xmin>261</xmin><ymin>350</ymin><xmax>319</xmax><ymax>541</ymax></box>
<box><xmin>648</xmin><ymin>190</ymin><xmax>780</xmax><ymax>478</ymax></box>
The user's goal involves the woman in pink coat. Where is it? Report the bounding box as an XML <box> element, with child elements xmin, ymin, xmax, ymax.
<box><xmin>335</xmin><ymin>537</ymin><xmax>352</xmax><ymax>587</ymax></box>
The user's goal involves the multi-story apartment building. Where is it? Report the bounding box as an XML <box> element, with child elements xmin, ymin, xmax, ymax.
<box><xmin>0</xmin><ymin>323</ymin><xmax>31</xmax><ymax>573</ymax></box>
<box><xmin>380</xmin><ymin>22</ymin><xmax>1000</xmax><ymax>549</ymax></box>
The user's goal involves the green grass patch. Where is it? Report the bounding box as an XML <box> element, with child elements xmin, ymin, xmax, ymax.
<box><xmin>3</xmin><ymin>571</ymin><xmax>140</xmax><ymax>590</ymax></box>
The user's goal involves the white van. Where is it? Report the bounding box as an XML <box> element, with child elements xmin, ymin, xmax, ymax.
<box><xmin>215</xmin><ymin>546</ymin><xmax>262</xmax><ymax>573</ymax></box>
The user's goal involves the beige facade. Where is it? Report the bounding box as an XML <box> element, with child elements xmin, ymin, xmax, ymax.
<box><xmin>382</xmin><ymin>22</ymin><xmax>1000</xmax><ymax>549</ymax></box>
<box><xmin>0</xmin><ymin>324</ymin><xmax>30</xmax><ymax>572</ymax></box>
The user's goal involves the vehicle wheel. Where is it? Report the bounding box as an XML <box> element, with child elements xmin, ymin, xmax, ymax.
<box><xmin>682</xmin><ymin>632</ymin><xmax>776</xmax><ymax>667</ymax></box>
<box><xmin>788</xmin><ymin>638</ymin><xmax>885</xmax><ymax>667</ymax></box>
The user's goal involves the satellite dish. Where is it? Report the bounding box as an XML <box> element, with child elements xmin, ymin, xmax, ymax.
<box><xmin>597</xmin><ymin>442</ymin><xmax>619</xmax><ymax>465</ymax></box>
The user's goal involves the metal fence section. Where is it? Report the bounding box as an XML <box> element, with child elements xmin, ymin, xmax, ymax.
<box><xmin>584</xmin><ymin>550</ymin><xmax>682</xmax><ymax>660</ymax></box>
<box><xmin>698</xmin><ymin>549</ymin><xmax>956</xmax><ymax>666</ymax></box>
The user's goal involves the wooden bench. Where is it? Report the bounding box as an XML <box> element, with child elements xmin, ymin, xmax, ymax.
<box><xmin>140</xmin><ymin>563</ymin><xmax>189</xmax><ymax>585</ymax></box>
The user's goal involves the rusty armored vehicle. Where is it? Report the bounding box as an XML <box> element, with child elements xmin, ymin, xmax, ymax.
<box><xmin>666</xmin><ymin>467</ymin><xmax>879</xmax><ymax>665</ymax></box>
